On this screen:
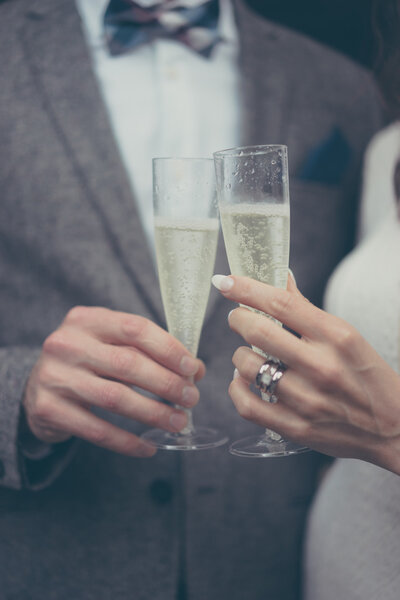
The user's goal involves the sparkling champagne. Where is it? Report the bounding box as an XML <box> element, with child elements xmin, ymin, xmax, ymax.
<box><xmin>155</xmin><ymin>216</ymin><xmax>219</xmax><ymax>355</ymax></box>
<box><xmin>219</xmin><ymin>202</ymin><xmax>290</xmax><ymax>288</ymax></box>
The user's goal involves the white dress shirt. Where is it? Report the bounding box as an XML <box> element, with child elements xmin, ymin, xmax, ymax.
<box><xmin>75</xmin><ymin>0</ymin><xmax>240</xmax><ymax>255</ymax></box>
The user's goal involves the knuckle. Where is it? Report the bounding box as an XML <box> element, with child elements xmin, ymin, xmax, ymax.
<box><xmin>240</xmin><ymin>284</ymin><xmax>254</xmax><ymax>306</ymax></box>
<box><xmin>42</xmin><ymin>330</ymin><xmax>72</xmax><ymax>357</ymax></box>
<box><xmin>89</xmin><ymin>425</ymin><xmax>109</xmax><ymax>447</ymax></box>
<box><xmin>120</xmin><ymin>435</ymin><xmax>141</xmax><ymax>456</ymax></box>
<box><xmin>163</xmin><ymin>338</ymin><xmax>179</xmax><ymax>363</ymax></box>
<box><xmin>307</xmin><ymin>397</ymin><xmax>326</xmax><ymax>420</ymax></box>
<box><xmin>228</xmin><ymin>378</ymin><xmax>236</xmax><ymax>398</ymax></box>
<box><xmin>300</xmin><ymin>397</ymin><xmax>326</xmax><ymax>421</ymax></box>
<box><xmin>269</xmin><ymin>290</ymin><xmax>293</xmax><ymax>318</ymax></box>
<box><xmin>232</xmin><ymin>347</ymin><xmax>242</xmax><ymax>365</ymax></box>
<box><xmin>317</xmin><ymin>361</ymin><xmax>342</xmax><ymax>389</ymax></box>
<box><xmin>247</xmin><ymin>322</ymin><xmax>266</xmax><ymax>347</ymax></box>
<box><xmin>33</xmin><ymin>394</ymin><xmax>53</xmax><ymax>423</ymax></box>
<box><xmin>148</xmin><ymin>404</ymin><xmax>169</xmax><ymax>428</ymax></box>
<box><xmin>294</xmin><ymin>398</ymin><xmax>314</xmax><ymax>420</ymax></box>
<box><xmin>313</xmin><ymin>397</ymin><xmax>333</xmax><ymax>420</ymax></box>
<box><xmin>258</xmin><ymin>319</ymin><xmax>273</xmax><ymax>342</ymax></box>
<box><xmin>109</xmin><ymin>348</ymin><xmax>136</xmax><ymax>378</ymax></box>
<box><xmin>161</xmin><ymin>371</ymin><xmax>179</xmax><ymax>398</ymax></box>
<box><xmin>375</xmin><ymin>416</ymin><xmax>398</xmax><ymax>439</ymax></box>
<box><xmin>333</xmin><ymin>322</ymin><xmax>360</xmax><ymax>353</ymax></box>
<box><xmin>241</xmin><ymin>352</ymin><xmax>259</xmax><ymax>380</ymax></box>
<box><xmin>64</xmin><ymin>305</ymin><xmax>90</xmax><ymax>325</ymax></box>
<box><xmin>34</xmin><ymin>361</ymin><xmax>54</xmax><ymax>387</ymax></box>
<box><xmin>121</xmin><ymin>315</ymin><xmax>148</xmax><ymax>341</ymax></box>
<box><xmin>34</xmin><ymin>360</ymin><xmax>65</xmax><ymax>394</ymax></box>
<box><xmin>98</xmin><ymin>382</ymin><xmax>122</xmax><ymax>412</ymax></box>
<box><xmin>285</xmin><ymin>419</ymin><xmax>310</xmax><ymax>443</ymax></box>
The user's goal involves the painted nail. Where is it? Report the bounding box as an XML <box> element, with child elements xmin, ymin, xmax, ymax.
<box><xmin>170</xmin><ymin>412</ymin><xmax>187</xmax><ymax>431</ymax></box>
<box><xmin>211</xmin><ymin>274</ymin><xmax>234</xmax><ymax>292</ymax></box>
<box><xmin>288</xmin><ymin>268</ymin><xmax>297</xmax><ymax>285</ymax></box>
<box><xmin>182</xmin><ymin>386</ymin><xmax>199</xmax><ymax>407</ymax></box>
<box><xmin>180</xmin><ymin>355</ymin><xmax>198</xmax><ymax>376</ymax></box>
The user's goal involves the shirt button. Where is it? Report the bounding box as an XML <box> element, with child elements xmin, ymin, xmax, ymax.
<box><xmin>0</xmin><ymin>460</ymin><xmax>5</xmax><ymax>479</ymax></box>
<box><xmin>149</xmin><ymin>479</ymin><xmax>173</xmax><ymax>505</ymax></box>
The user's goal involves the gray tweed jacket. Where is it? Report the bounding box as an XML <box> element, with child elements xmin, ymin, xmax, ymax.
<box><xmin>0</xmin><ymin>1</ymin><xmax>383</xmax><ymax>599</ymax></box>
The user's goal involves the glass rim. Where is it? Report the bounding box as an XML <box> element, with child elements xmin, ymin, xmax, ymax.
<box><xmin>152</xmin><ymin>157</ymin><xmax>213</xmax><ymax>163</ymax></box>
<box><xmin>213</xmin><ymin>144</ymin><xmax>287</xmax><ymax>159</ymax></box>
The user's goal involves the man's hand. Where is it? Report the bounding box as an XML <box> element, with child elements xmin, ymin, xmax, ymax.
<box><xmin>23</xmin><ymin>306</ymin><xmax>205</xmax><ymax>458</ymax></box>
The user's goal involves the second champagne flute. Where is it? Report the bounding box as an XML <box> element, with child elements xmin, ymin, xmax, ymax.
<box><xmin>214</xmin><ymin>144</ymin><xmax>309</xmax><ymax>457</ymax></box>
<box><xmin>142</xmin><ymin>158</ymin><xmax>228</xmax><ymax>451</ymax></box>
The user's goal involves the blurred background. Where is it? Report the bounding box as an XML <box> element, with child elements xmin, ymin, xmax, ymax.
<box><xmin>245</xmin><ymin>0</ymin><xmax>376</xmax><ymax>69</ymax></box>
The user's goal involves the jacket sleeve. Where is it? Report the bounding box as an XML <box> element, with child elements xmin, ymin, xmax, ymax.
<box><xmin>0</xmin><ymin>346</ymin><xmax>77</xmax><ymax>491</ymax></box>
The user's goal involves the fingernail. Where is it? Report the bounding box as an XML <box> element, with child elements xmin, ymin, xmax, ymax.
<box><xmin>211</xmin><ymin>274</ymin><xmax>234</xmax><ymax>292</ymax></box>
<box><xmin>180</xmin><ymin>355</ymin><xmax>198</xmax><ymax>376</ymax></box>
<box><xmin>137</xmin><ymin>442</ymin><xmax>157</xmax><ymax>457</ymax></box>
<box><xmin>233</xmin><ymin>368</ymin><xmax>240</xmax><ymax>379</ymax></box>
<box><xmin>182</xmin><ymin>386</ymin><xmax>199</xmax><ymax>407</ymax></box>
<box><xmin>228</xmin><ymin>309</ymin><xmax>234</xmax><ymax>321</ymax></box>
<box><xmin>288</xmin><ymin>268</ymin><xmax>297</xmax><ymax>285</ymax></box>
<box><xmin>170</xmin><ymin>412</ymin><xmax>187</xmax><ymax>431</ymax></box>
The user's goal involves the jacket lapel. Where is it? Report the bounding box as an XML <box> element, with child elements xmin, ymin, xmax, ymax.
<box><xmin>234</xmin><ymin>0</ymin><xmax>289</xmax><ymax>146</ymax></box>
<box><xmin>20</xmin><ymin>0</ymin><xmax>164</xmax><ymax>323</ymax></box>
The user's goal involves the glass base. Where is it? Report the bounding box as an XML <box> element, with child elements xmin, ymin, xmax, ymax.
<box><xmin>141</xmin><ymin>426</ymin><xmax>229</xmax><ymax>451</ymax></box>
<box><xmin>229</xmin><ymin>434</ymin><xmax>309</xmax><ymax>458</ymax></box>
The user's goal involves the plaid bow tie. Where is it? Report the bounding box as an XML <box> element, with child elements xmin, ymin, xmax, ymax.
<box><xmin>104</xmin><ymin>0</ymin><xmax>220</xmax><ymax>58</ymax></box>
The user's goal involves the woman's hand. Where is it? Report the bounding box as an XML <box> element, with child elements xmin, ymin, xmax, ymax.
<box><xmin>212</xmin><ymin>273</ymin><xmax>400</xmax><ymax>474</ymax></box>
<box><xmin>23</xmin><ymin>306</ymin><xmax>205</xmax><ymax>458</ymax></box>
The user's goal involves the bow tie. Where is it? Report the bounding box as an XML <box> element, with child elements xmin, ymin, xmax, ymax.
<box><xmin>103</xmin><ymin>0</ymin><xmax>220</xmax><ymax>58</ymax></box>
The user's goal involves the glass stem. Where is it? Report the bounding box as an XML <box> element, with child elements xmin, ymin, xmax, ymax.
<box><xmin>180</xmin><ymin>408</ymin><xmax>194</xmax><ymax>436</ymax></box>
<box><xmin>178</xmin><ymin>374</ymin><xmax>194</xmax><ymax>436</ymax></box>
<box><xmin>264</xmin><ymin>428</ymin><xmax>283</xmax><ymax>442</ymax></box>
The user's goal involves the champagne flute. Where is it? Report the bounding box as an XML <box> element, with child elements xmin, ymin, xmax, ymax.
<box><xmin>214</xmin><ymin>144</ymin><xmax>308</xmax><ymax>457</ymax></box>
<box><xmin>142</xmin><ymin>158</ymin><xmax>228</xmax><ymax>450</ymax></box>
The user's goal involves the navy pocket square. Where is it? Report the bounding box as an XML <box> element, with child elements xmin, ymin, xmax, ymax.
<box><xmin>298</xmin><ymin>127</ymin><xmax>351</xmax><ymax>185</ymax></box>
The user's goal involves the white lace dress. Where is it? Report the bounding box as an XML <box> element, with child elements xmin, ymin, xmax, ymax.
<box><xmin>304</xmin><ymin>122</ymin><xmax>400</xmax><ymax>600</ymax></box>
